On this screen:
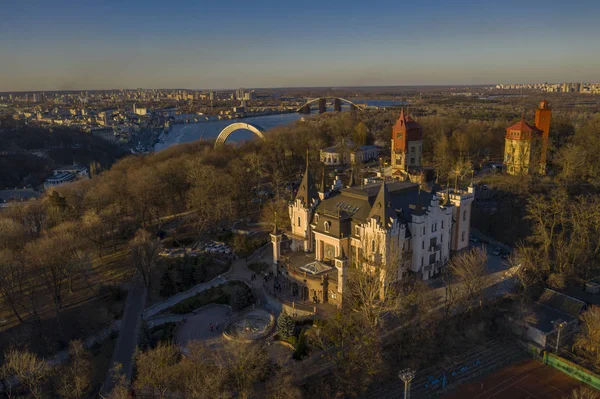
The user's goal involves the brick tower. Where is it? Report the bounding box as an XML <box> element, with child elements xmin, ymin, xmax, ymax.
<box><xmin>391</xmin><ymin>109</ymin><xmax>423</xmax><ymax>178</ymax></box>
<box><xmin>534</xmin><ymin>100</ymin><xmax>552</xmax><ymax>173</ymax></box>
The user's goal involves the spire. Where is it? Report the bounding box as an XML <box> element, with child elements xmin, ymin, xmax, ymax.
<box><xmin>368</xmin><ymin>181</ymin><xmax>396</xmax><ymax>228</ymax></box>
<box><xmin>347</xmin><ymin>169</ymin><xmax>356</xmax><ymax>188</ymax></box>
<box><xmin>295</xmin><ymin>165</ymin><xmax>318</xmax><ymax>206</ymax></box>
<box><xmin>320</xmin><ymin>168</ymin><xmax>326</xmax><ymax>193</ymax></box>
<box><xmin>273</xmin><ymin>211</ymin><xmax>281</xmax><ymax>235</ymax></box>
<box><xmin>306</xmin><ymin>148</ymin><xmax>309</xmax><ymax>170</ymax></box>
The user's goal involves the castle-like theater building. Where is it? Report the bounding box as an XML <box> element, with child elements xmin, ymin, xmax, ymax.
<box><xmin>271</xmin><ymin>111</ymin><xmax>474</xmax><ymax>307</ymax></box>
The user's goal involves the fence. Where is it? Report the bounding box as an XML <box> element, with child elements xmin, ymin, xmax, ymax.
<box><xmin>544</xmin><ymin>352</ymin><xmax>600</xmax><ymax>391</ymax></box>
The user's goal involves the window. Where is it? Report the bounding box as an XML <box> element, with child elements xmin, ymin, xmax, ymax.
<box><xmin>411</xmin><ymin>158</ymin><xmax>415</xmax><ymax>164</ymax></box>
<box><xmin>441</xmin><ymin>220</ymin><xmax>444</xmax><ymax>229</ymax></box>
<box><xmin>463</xmin><ymin>210</ymin><xmax>466</xmax><ymax>221</ymax></box>
<box><xmin>371</xmin><ymin>240</ymin><xmax>376</xmax><ymax>252</ymax></box>
<box><xmin>422</xmin><ymin>241</ymin><xmax>425</xmax><ymax>250</ymax></box>
<box><xmin>461</xmin><ymin>231</ymin><xmax>465</xmax><ymax>242</ymax></box>
<box><xmin>440</xmin><ymin>234</ymin><xmax>443</xmax><ymax>243</ymax></box>
<box><xmin>411</xmin><ymin>147</ymin><xmax>415</xmax><ymax>153</ymax></box>
<box><xmin>421</xmin><ymin>257</ymin><xmax>424</xmax><ymax>266</ymax></box>
<box><xmin>423</xmin><ymin>227</ymin><xmax>425</xmax><ymax>235</ymax></box>
<box><xmin>355</xmin><ymin>226</ymin><xmax>360</xmax><ymax>236</ymax></box>
<box><xmin>429</xmin><ymin>253</ymin><xmax>436</xmax><ymax>265</ymax></box>
<box><xmin>297</xmin><ymin>217</ymin><xmax>301</xmax><ymax>227</ymax></box>
<box><xmin>315</xmin><ymin>214</ymin><xmax>319</xmax><ymax>223</ymax></box>
<box><xmin>430</xmin><ymin>237</ymin><xmax>437</xmax><ymax>248</ymax></box>
<box><xmin>324</xmin><ymin>221</ymin><xmax>331</xmax><ymax>233</ymax></box>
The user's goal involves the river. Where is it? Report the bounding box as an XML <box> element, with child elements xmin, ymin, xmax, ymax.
<box><xmin>154</xmin><ymin>99</ymin><xmax>404</xmax><ymax>152</ymax></box>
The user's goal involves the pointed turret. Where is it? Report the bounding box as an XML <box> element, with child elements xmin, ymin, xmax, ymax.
<box><xmin>295</xmin><ymin>166</ymin><xmax>318</xmax><ymax>206</ymax></box>
<box><xmin>318</xmin><ymin>168</ymin><xmax>328</xmax><ymax>200</ymax></box>
<box><xmin>347</xmin><ymin>169</ymin><xmax>356</xmax><ymax>188</ymax></box>
<box><xmin>368</xmin><ymin>181</ymin><xmax>396</xmax><ymax>228</ymax></box>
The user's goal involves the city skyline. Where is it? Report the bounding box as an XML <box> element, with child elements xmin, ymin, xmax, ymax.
<box><xmin>2</xmin><ymin>0</ymin><xmax>600</xmax><ymax>91</ymax></box>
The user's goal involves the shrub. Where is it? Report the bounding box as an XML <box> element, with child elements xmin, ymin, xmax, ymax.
<box><xmin>277</xmin><ymin>311</ymin><xmax>295</xmax><ymax>340</ymax></box>
<box><xmin>293</xmin><ymin>330</ymin><xmax>309</xmax><ymax>360</ymax></box>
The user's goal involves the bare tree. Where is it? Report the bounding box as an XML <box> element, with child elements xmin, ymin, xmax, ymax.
<box><xmin>574</xmin><ymin>306</ymin><xmax>600</xmax><ymax>370</ymax></box>
<box><xmin>134</xmin><ymin>343</ymin><xmax>181</xmax><ymax>399</ymax></box>
<box><xmin>55</xmin><ymin>340</ymin><xmax>91</xmax><ymax>399</ymax></box>
<box><xmin>180</xmin><ymin>341</ymin><xmax>232</xmax><ymax>399</ymax></box>
<box><xmin>224</xmin><ymin>341</ymin><xmax>270</xmax><ymax>399</ymax></box>
<box><xmin>564</xmin><ymin>387</ymin><xmax>600</xmax><ymax>399</ymax></box>
<box><xmin>186</xmin><ymin>162</ymin><xmax>235</xmax><ymax>238</ymax></box>
<box><xmin>130</xmin><ymin>229</ymin><xmax>161</xmax><ymax>287</ymax></box>
<box><xmin>311</xmin><ymin>311</ymin><xmax>382</xmax><ymax>396</ymax></box>
<box><xmin>447</xmin><ymin>247</ymin><xmax>489</xmax><ymax>314</ymax></box>
<box><xmin>346</xmin><ymin>233</ymin><xmax>408</xmax><ymax>327</ymax></box>
<box><xmin>0</xmin><ymin>249</ymin><xmax>26</xmax><ymax>322</ymax></box>
<box><xmin>105</xmin><ymin>364</ymin><xmax>132</xmax><ymax>399</ymax></box>
<box><xmin>1</xmin><ymin>348</ymin><xmax>50</xmax><ymax>399</ymax></box>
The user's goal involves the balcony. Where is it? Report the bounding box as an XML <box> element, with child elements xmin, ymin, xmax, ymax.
<box><xmin>429</xmin><ymin>243</ymin><xmax>442</xmax><ymax>252</ymax></box>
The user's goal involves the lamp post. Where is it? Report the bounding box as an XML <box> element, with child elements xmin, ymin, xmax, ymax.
<box><xmin>552</xmin><ymin>319</ymin><xmax>567</xmax><ymax>354</ymax></box>
<box><xmin>399</xmin><ymin>368</ymin><xmax>416</xmax><ymax>399</ymax></box>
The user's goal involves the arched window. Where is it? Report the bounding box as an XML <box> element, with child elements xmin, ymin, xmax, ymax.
<box><xmin>324</xmin><ymin>221</ymin><xmax>331</xmax><ymax>233</ymax></box>
<box><xmin>297</xmin><ymin>216</ymin><xmax>301</xmax><ymax>227</ymax></box>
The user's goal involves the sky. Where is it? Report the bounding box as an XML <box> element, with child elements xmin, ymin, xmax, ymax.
<box><xmin>1</xmin><ymin>0</ymin><xmax>599</xmax><ymax>91</ymax></box>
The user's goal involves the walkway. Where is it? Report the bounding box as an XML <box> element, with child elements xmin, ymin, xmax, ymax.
<box><xmin>100</xmin><ymin>277</ymin><xmax>147</xmax><ymax>397</ymax></box>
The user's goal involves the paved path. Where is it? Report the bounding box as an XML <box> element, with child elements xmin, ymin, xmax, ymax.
<box><xmin>176</xmin><ymin>305</ymin><xmax>232</xmax><ymax>347</ymax></box>
<box><xmin>100</xmin><ymin>278</ymin><xmax>147</xmax><ymax>397</ymax></box>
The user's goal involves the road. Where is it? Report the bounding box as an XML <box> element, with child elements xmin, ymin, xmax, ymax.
<box><xmin>99</xmin><ymin>278</ymin><xmax>147</xmax><ymax>397</ymax></box>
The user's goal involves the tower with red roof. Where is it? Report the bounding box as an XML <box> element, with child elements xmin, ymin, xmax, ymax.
<box><xmin>391</xmin><ymin>109</ymin><xmax>423</xmax><ymax>177</ymax></box>
<box><xmin>503</xmin><ymin>114</ymin><xmax>544</xmax><ymax>175</ymax></box>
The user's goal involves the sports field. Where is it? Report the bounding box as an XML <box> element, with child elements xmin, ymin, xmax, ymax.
<box><xmin>443</xmin><ymin>359</ymin><xmax>593</xmax><ymax>398</ymax></box>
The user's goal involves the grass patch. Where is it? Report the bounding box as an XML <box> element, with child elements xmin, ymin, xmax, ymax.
<box><xmin>169</xmin><ymin>281</ymin><xmax>254</xmax><ymax>314</ymax></box>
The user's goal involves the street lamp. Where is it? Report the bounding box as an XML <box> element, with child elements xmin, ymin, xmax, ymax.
<box><xmin>399</xmin><ymin>368</ymin><xmax>416</xmax><ymax>399</ymax></box>
<box><xmin>552</xmin><ymin>319</ymin><xmax>568</xmax><ymax>354</ymax></box>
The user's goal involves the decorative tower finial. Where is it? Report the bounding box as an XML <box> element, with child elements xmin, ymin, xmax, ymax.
<box><xmin>306</xmin><ymin>148</ymin><xmax>309</xmax><ymax>170</ymax></box>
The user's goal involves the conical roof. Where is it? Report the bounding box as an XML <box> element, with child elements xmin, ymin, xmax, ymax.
<box><xmin>368</xmin><ymin>181</ymin><xmax>397</xmax><ymax>228</ymax></box>
<box><xmin>295</xmin><ymin>167</ymin><xmax>318</xmax><ymax>205</ymax></box>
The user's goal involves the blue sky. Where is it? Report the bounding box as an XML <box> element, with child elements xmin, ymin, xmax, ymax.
<box><xmin>1</xmin><ymin>0</ymin><xmax>599</xmax><ymax>91</ymax></box>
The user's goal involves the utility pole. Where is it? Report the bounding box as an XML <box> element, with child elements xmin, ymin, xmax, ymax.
<box><xmin>399</xmin><ymin>368</ymin><xmax>416</xmax><ymax>399</ymax></box>
<box><xmin>552</xmin><ymin>319</ymin><xmax>567</xmax><ymax>354</ymax></box>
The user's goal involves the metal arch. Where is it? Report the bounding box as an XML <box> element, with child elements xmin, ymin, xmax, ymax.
<box><xmin>214</xmin><ymin>122</ymin><xmax>266</xmax><ymax>149</ymax></box>
<box><xmin>295</xmin><ymin>97</ymin><xmax>365</xmax><ymax>112</ymax></box>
